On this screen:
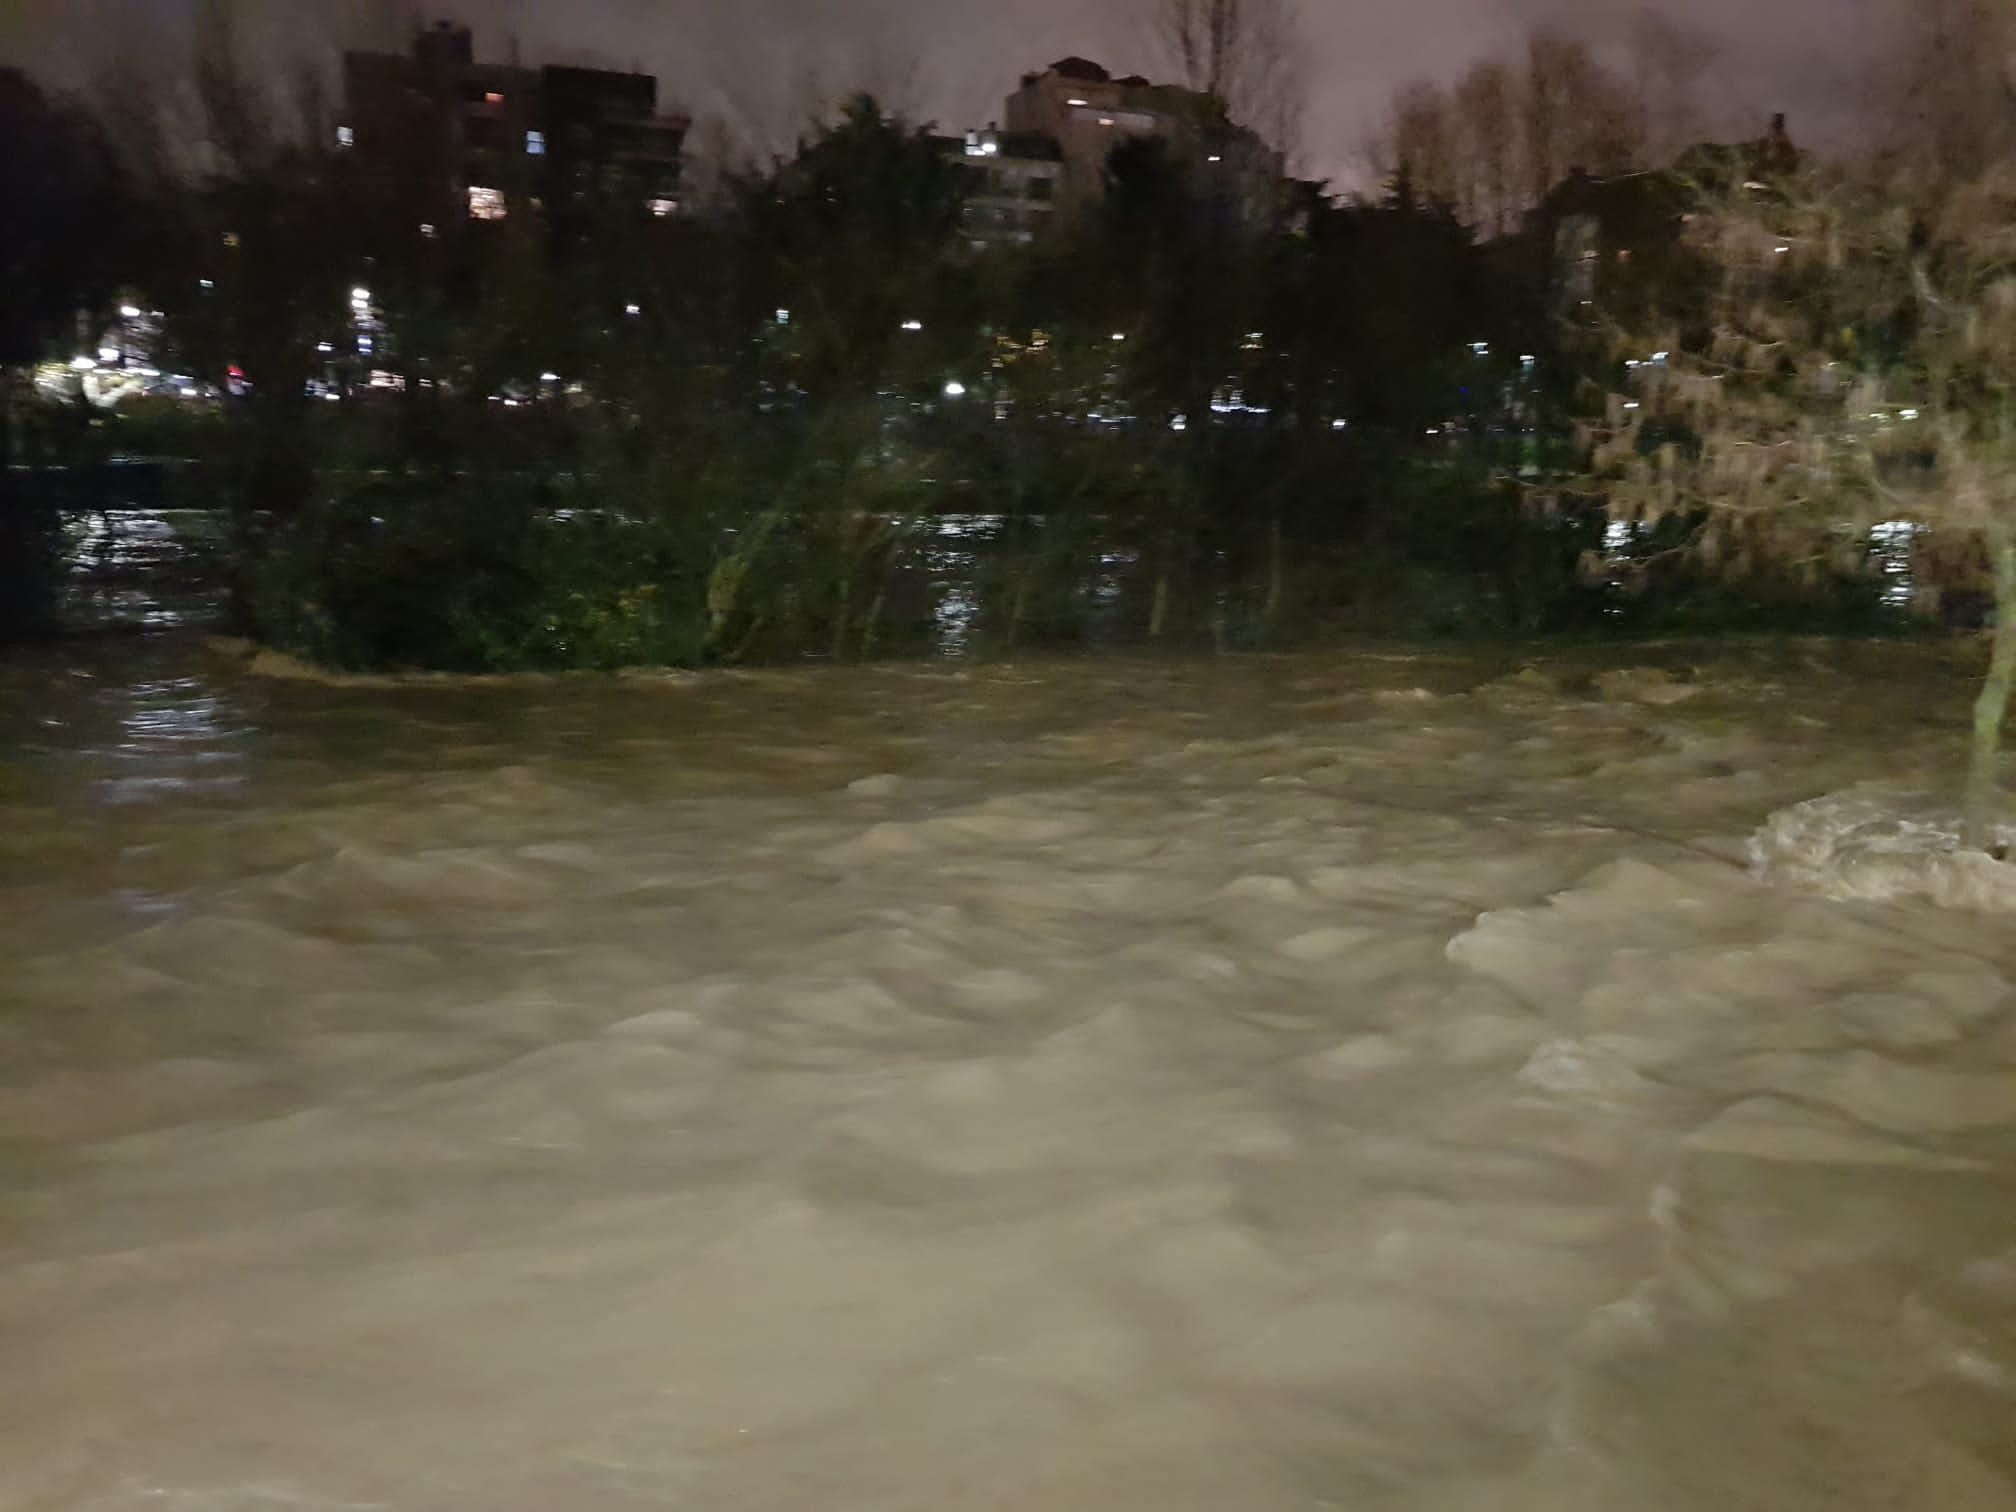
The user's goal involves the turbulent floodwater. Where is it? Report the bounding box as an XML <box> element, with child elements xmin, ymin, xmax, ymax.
<box><xmin>5</xmin><ymin>629</ymin><xmax>2016</xmax><ymax>1512</ymax></box>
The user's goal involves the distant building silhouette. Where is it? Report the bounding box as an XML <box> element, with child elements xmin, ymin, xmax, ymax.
<box><xmin>931</xmin><ymin>128</ymin><xmax>1064</xmax><ymax>249</ymax></box>
<box><xmin>1517</xmin><ymin>115</ymin><xmax>1808</xmax><ymax>321</ymax></box>
<box><xmin>927</xmin><ymin>57</ymin><xmax>1287</xmax><ymax>245</ymax></box>
<box><xmin>339</xmin><ymin>20</ymin><xmax>690</xmax><ymax>245</ymax></box>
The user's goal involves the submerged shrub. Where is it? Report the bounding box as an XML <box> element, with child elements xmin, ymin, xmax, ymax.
<box><xmin>244</xmin><ymin>473</ymin><xmax>707</xmax><ymax>672</ymax></box>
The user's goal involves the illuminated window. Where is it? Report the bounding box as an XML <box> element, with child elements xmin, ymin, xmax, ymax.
<box><xmin>419</xmin><ymin>222</ymin><xmax>437</xmax><ymax>239</ymax></box>
<box><xmin>468</xmin><ymin>185</ymin><xmax>507</xmax><ymax>220</ymax></box>
<box><xmin>647</xmin><ymin>197</ymin><xmax>677</xmax><ymax>217</ymax></box>
<box><xmin>485</xmin><ymin>91</ymin><xmax>504</xmax><ymax>105</ymax></box>
<box><xmin>1065</xmin><ymin>97</ymin><xmax>1089</xmax><ymax>107</ymax></box>
<box><xmin>336</xmin><ymin>125</ymin><xmax>354</xmax><ymax>148</ymax></box>
<box><xmin>526</xmin><ymin>130</ymin><xmax>545</xmax><ymax>155</ymax></box>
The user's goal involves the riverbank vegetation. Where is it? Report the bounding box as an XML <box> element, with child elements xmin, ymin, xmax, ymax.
<box><xmin>3</xmin><ymin>12</ymin><xmax>2004</xmax><ymax>668</ymax></box>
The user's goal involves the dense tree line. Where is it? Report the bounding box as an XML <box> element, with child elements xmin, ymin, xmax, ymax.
<box><xmin>5</xmin><ymin>13</ymin><xmax>1960</xmax><ymax>664</ymax></box>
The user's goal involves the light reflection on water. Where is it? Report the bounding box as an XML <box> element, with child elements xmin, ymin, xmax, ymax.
<box><xmin>62</xmin><ymin>508</ymin><xmax>225</xmax><ymax>633</ymax></box>
<box><xmin>925</xmin><ymin>514</ymin><xmax>1001</xmax><ymax>654</ymax></box>
<box><xmin>97</xmin><ymin>677</ymin><xmax>246</xmax><ymax>805</ymax></box>
<box><xmin>1869</xmin><ymin>520</ymin><xmax>1917</xmax><ymax>609</ymax></box>
<box><xmin>48</xmin><ymin>508</ymin><xmax>1154</xmax><ymax>660</ymax></box>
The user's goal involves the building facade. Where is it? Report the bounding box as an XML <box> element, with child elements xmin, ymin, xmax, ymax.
<box><xmin>339</xmin><ymin>22</ymin><xmax>689</xmax><ymax>237</ymax></box>
<box><xmin>1000</xmin><ymin>57</ymin><xmax>1282</xmax><ymax>222</ymax></box>
<box><xmin>934</xmin><ymin>128</ymin><xmax>1064</xmax><ymax>249</ymax></box>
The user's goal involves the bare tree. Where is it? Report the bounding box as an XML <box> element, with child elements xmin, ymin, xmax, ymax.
<box><xmin>1453</xmin><ymin>59</ymin><xmax>1517</xmax><ymax>235</ymax></box>
<box><xmin>193</xmin><ymin>0</ymin><xmax>268</xmax><ymax>177</ymax></box>
<box><xmin>1368</xmin><ymin>28</ymin><xmax>1649</xmax><ymax>230</ymax></box>
<box><xmin>1629</xmin><ymin>10</ymin><xmax>1719</xmax><ymax>162</ymax></box>
<box><xmin>1381</xmin><ymin>82</ymin><xmax>1455</xmax><ymax>204</ymax></box>
<box><xmin>1523</xmin><ymin>30</ymin><xmax>1643</xmax><ymax>196</ymax></box>
<box><xmin>1870</xmin><ymin>0</ymin><xmax>2016</xmax><ymax>175</ymax></box>
<box><xmin>1140</xmin><ymin>0</ymin><xmax>1305</xmax><ymax>157</ymax></box>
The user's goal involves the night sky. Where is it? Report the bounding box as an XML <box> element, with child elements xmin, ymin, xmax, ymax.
<box><xmin>2</xmin><ymin>0</ymin><xmax>1897</xmax><ymax>187</ymax></box>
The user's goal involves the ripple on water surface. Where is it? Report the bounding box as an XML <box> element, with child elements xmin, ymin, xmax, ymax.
<box><xmin>1</xmin><ymin>639</ymin><xmax>2014</xmax><ymax>1511</ymax></box>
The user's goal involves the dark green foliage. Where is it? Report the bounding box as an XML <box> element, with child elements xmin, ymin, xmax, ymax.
<box><xmin>246</xmin><ymin>472</ymin><xmax>708</xmax><ymax>672</ymax></box>
<box><xmin>36</xmin><ymin>74</ymin><xmax>1909</xmax><ymax>666</ymax></box>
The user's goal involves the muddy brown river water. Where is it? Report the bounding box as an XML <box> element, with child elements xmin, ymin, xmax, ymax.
<box><xmin>3</xmin><ymin>626</ymin><xmax>2015</xmax><ymax>1511</ymax></box>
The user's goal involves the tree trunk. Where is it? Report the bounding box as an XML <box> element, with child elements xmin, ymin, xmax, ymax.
<box><xmin>1008</xmin><ymin>567</ymin><xmax>1032</xmax><ymax>648</ymax></box>
<box><xmin>860</xmin><ymin>586</ymin><xmax>886</xmax><ymax>660</ymax></box>
<box><xmin>830</xmin><ymin>581</ymin><xmax>852</xmax><ymax>662</ymax></box>
<box><xmin>1962</xmin><ymin>538</ymin><xmax>2016</xmax><ymax>851</ymax></box>
<box><xmin>1263</xmin><ymin>512</ymin><xmax>1285</xmax><ymax>639</ymax></box>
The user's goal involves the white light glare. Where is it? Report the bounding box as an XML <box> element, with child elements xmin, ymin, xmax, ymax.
<box><xmin>71</xmin><ymin>355</ymin><xmax>96</xmax><ymax>370</ymax></box>
<box><xmin>943</xmin><ymin>380</ymin><xmax>967</xmax><ymax>398</ymax></box>
<box><xmin>120</xmin><ymin>304</ymin><xmax>141</xmax><ymax>319</ymax></box>
<box><xmin>97</xmin><ymin>345</ymin><xmax>120</xmax><ymax>362</ymax></box>
<box><xmin>900</xmin><ymin>319</ymin><xmax>924</xmax><ymax>331</ymax></box>
<box><xmin>540</xmin><ymin>371</ymin><xmax>560</xmax><ymax>382</ymax></box>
